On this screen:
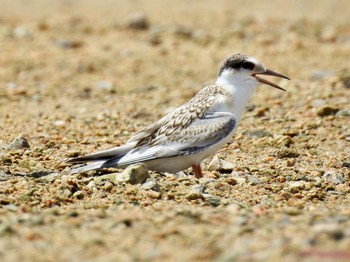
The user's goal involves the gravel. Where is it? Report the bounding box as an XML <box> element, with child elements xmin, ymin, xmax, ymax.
<box><xmin>0</xmin><ymin>1</ymin><xmax>349</xmax><ymax>261</ymax></box>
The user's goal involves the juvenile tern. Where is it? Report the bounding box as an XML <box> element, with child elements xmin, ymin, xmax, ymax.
<box><xmin>68</xmin><ymin>53</ymin><xmax>290</xmax><ymax>178</ymax></box>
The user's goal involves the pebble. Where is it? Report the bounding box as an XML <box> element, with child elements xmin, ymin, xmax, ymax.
<box><xmin>273</xmin><ymin>135</ymin><xmax>293</xmax><ymax>147</ymax></box>
<box><xmin>94</xmin><ymin>174</ymin><xmax>115</xmax><ymax>184</ymax></box>
<box><xmin>339</xmin><ymin>70</ymin><xmax>350</xmax><ymax>88</ymax></box>
<box><xmin>276</xmin><ymin>148</ymin><xmax>300</xmax><ymax>158</ymax></box>
<box><xmin>230</xmin><ymin>172</ymin><xmax>249</xmax><ymax>184</ymax></box>
<box><xmin>311</xmin><ymin>99</ymin><xmax>326</xmax><ymax>107</ymax></box>
<box><xmin>243</xmin><ymin>129</ymin><xmax>272</xmax><ymax>138</ymax></box>
<box><xmin>125</xmin><ymin>12</ymin><xmax>149</xmax><ymax>30</ymax></box>
<box><xmin>223</xmin><ymin>177</ymin><xmax>237</xmax><ymax>186</ymax></box>
<box><xmin>55</xmin><ymin>39</ymin><xmax>84</xmax><ymax>49</ymax></box>
<box><xmin>174</xmin><ymin>26</ymin><xmax>193</xmax><ymax>38</ymax></box>
<box><xmin>103</xmin><ymin>181</ymin><xmax>114</xmax><ymax>192</ymax></box>
<box><xmin>62</xmin><ymin>189</ymin><xmax>72</xmax><ymax>198</ymax></box>
<box><xmin>116</xmin><ymin>163</ymin><xmax>150</xmax><ymax>184</ymax></box>
<box><xmin>12</xmin><ymin>27</ymin><xmax>32</xmax><ymax>38</ymax></box>
<box><xmin>199</xmin><ymin>178</ymin><xmax>216</xmax><ymax>185</ymax></box>
<box><xmin>38</xmin><ymin>172</ymin><xmax>61</xmax><ymax>183</ymax></box>
<box><xmin>288</xmin><ymin>181</ymin><xmax>306</xmax><ymax>193</ymax></box>
<box><xmin>53</xmin><ymin>120</ymin><xmax>66</xmax><ymax>127</ymax></box>
<box><xmin>247</xmin><ymin>175</ymin><xmax>263</xmax><ymax>185</ymax></box>
<box><xmin>0</xmin><ymin>170</ymin><xmax>11</xmax><ymax>181</ymax></box>
<box><xmin>191</xmin><ymin>185</ymin><xmax>205</xmax><ymax>194</ymax></box>
<box><xmin>203</xmin><ymin>194</ymin><xmax>222</xmax><ymax>206</ymax></box>
<box><xmin>186</xmin><ymin>185</ymin><xmax>206</xmax><ymax>201</ymax></box>
<box><xmin>283</xmin><ymin>207</ymin><xmax>302</xmax><ymax>216</ymax></box>
<box><xmin>317</xmin><ymin>106</ymin><xmax>339</xmax><ymax>117</ymax></box>
<box><xmin>319</xmin><ymin>27</ymin><xmax>337</xmax><ymax>42</ymax></box>
<box><xmin>7</xmin><ymin>137</ymin><xmax>30</xmax><ymax>150</ymax></box>
<box><xmin>310</xmin><ymin>70</ymin><xmax>334</xmax><ymax>80</ymax></box>
<box><xmin>208</xmin><ymin>156</ymin><xmax>236</xmax><ymax>172</ymax></box>
<box><xmin>73</xmin><ymin>191</ymin><xmax>84</xmax><ymax>199</ymax></box>
<box><xmin>313</xmin><ymin>223</ymin><xmax>344</xmax><ymax>239</ymax></box>
<box><xmin>186</xmin><ymin>192</ymin><xmax>204</xmax><ymax>201</ymax></box>
<box><xmin>96</xmin><ymin>80</ymin><xmax>113</xmax><ymax>91</ymax></box>
<box><xmin>323</xmin><ymin>171</ymin><xmax>345</xmax><ymax>185</ymax></box>
<box><xmin>141</xmin><ymin>180</ymin><xmax>160</xmax><ymax>191</ymax></box>
<box><xmin>335</xmin><ymin>109</ymin><xmax>350</xmax><ymax>117</ymax></box>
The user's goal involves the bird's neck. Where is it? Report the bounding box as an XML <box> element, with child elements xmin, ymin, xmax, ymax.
<box><xmin>215</xmin><ymin>71</ymin><xmax>257</xmax><ymax>121</ymax></box>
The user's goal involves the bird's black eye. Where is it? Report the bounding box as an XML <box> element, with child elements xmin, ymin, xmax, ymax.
<box><xmin>241</xmin><ymin>61</ymin><xmax>254</xmax><ymax>70</ymax></box>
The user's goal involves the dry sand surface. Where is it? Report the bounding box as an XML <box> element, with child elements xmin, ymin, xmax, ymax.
<box><xmin>0</xmin><ymin>0</ymin><xmax>349</xmax><ymax>261</ymax></box>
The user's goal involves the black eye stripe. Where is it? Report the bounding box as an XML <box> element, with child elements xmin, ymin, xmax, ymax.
<box><xmin>242</xmin><ymin>61</ymin><xmax>254</xmax><ymax>70</ymax></box>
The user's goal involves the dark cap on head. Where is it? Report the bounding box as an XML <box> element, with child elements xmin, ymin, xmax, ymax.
<box><xmin>219</xmin><ymin>53</ymin><xmax>251</xmax><ymax>75</ymax></box>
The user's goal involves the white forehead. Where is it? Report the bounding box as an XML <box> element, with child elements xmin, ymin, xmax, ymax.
<box><xmin>247</xmin><ymin>57</ymin><xmax>260</xmax><ymax>65</ymax></box>
<box><xmin>247</xmin><ymin>57</ymin><xmax>266</xmax><ymax>71</ymax></box>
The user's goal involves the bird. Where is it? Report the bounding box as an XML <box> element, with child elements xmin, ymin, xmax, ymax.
<box><xmin>67</xmin><ymin>53</ymin><xmax>290</xmax><ymax>178</ymax></box>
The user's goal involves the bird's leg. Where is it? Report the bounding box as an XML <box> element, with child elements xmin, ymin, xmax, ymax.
<box><xmin>192</xmin><ymin>164</ymin><xmax>203</xmax><ymax>179</ymax></box>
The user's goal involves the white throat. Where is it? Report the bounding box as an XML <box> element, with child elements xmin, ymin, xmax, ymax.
<box><xmin>215</xmin><ymin>69</ymin><xmax>257</xmax><ymax>122</ymax></box>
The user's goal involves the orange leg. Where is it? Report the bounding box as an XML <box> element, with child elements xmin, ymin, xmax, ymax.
<box><xmin>192</xmin><ymin>164</ymin><xmax>203</xmax><ymax>179</ymax></box>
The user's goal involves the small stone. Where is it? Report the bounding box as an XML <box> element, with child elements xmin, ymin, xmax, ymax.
<box><xmin>62</xmin><ymin>189</ymin><xmax>72</xmax><ymax>198</ymax></box>
<box><xmin>247</xmin><ymin>175</ymin><xmax>262</xmax><ymax>185</ymax></box>
<box><xmin>174</xmin><ymin>26</ymin><xmax>193</xmax><ymax>38</ymax></box>
<box><xmin>38</xmin><ymin>172</ymin><xmax>61</xmax><ymax>183</ymax></box>
<box><xmin>73</xmin><ymin>191</ymin><xmax>84</xmax><ymax>199</ymax></box>
<box><xmin>313</xmin><ymin>223</ymin><xmax>344</xmax><ymax>239</ymax></box>
<box><xmin>273</xmin><ymin>135</ymin><xmax>293</xmax><ymax>147</ymax></box>
<box><xmin>288</xmin><ymin>181</ymin><xmax>306</xmax><ymax>193</ymax></box>
<box><xmin>141</xmin><ymin>180</ymin><xmax>160</xmax><ymax>191</ymax></box>
<box><xmin>0</xmin><ymin>224</ymin><xmax>15</xmax><ymax>236</ymax></box>
<box><xmin>319</xmin><ymin>27</ymin><xmax>337</xmax><ymax>42</ymax></box>
<box><xmin>243</xmin><ymin>129</ymin><xmax>272</xmax><ymax>138</ymax></box>
<box><xmin>203</xmin><ymin>194</ymin><xmax>221</xmax><ymax>206</ymax></box>
<box><xmin>312</xmin><ymin>99</ymin><xmax>326</xmax><ymax>107</ymax></box>
<box><xmin>103</xmin><ymin>181</ymin><xmax>114</xmax><ymax>192</ymax></box>
<box><xmin>96</xmin><ymin>80</ymin><xmax>113</xmax><ymax>91</ymax></box>
<box><xmin>94</xmin><ymin>173</ymin><xmax>115</xmax><ymax>184</ymax></box>
<box><xmin>55</xmin><ymin>39</ymin><xmax>84</xmax><ymax>49</ymax></box>
<box><xmin>7</xmin><ymin>137</ymin><xmax>30</xmax><ymax>150</ymax></box>
<box><xmin>323</xmin><ymin>171</ymin><xmax>345</xmax><ymax>185</ymax></box>
<box><xmin>283</xmin><ymin>207</ymin><xmax>302</xmax><ymax>216</ymax></box>
<box><xmin>208</xmin><ymin>156</ymin><xmax>236</xmax><ymax>173</ymax></box>
<box><xmin>191</xmin><ymin>185</ymin><xmax>205</xmax><ymax>194</ymax></box>
<box><xmin>12</xmin><ymin>27</ymin><xmax>32</xmax><ymax>38</ymax></box>
<box><xmin>223</xmin><ymin>177</ymin><xmax>237</xmax><ymax>186</ymax></box>
<box><xmin>53</xmin><ymin>120</ymin><xmax>65</xmax><ymax>126</ymax></box>
<box><xmin>281</xmin><ymin>129</ymin><xmax>299</xmax><ymax>137</ymax></box>
<box><xmin>310</xmin><ymin>70</ymin><xmax>334</xmax><ymax>80</ymax></box>
<box><xmin>125</xmin><ymin>12</ymin><xmax>149</xmax><ymax>30</ymax></box>
<box><xmin>186</xmin><ymin>192</ymin><xmax>204</xmax><ymax>201</ymax></box>
<box><xmin>339</xmin><ymin>69</ymin><xmax>350</xmax><ymax>88</ymax></box>
<box><xmin>146</xmin><ymin>191</ymin><xmax>161</xmax><ymax>199</ymax></box>
<box><xmin>230</xmin><ymin>172</ymin><xmax>248</xmax><ymax>184</ymax></box>
<box><xmin>335</xmin><ymin>109</ymin><xmax>350</xmax><ymax>117</ymax></box>
<box><xmin>116</xmin><ymin>163</ymin><xmax>150</xmax><ymax>184</ymax></box>
<box><xmin>199</xmin><ymin>178</ymin><xmax>216</xmax><ymax>185</ymax></box>
<box><xmin>276</xmin><ymin>148</ymin><xmax>300</xmax><ymax>158</ymax></box>
<box><xmin>0</xmin><ymin>170</ymin><xmax>11</xmax><ymax>181</ymax></box>
<box><xmin>286</xmin><ymin>159</ymin><xmax>296</xmax><ymax>167</ymax></box>
<box><xmin>317</xmin><ymin>106</ymin><xmax>339</xmax><ymax>117</ymax></box>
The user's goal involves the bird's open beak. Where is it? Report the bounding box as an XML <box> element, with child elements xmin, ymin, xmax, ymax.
<box><xmin>253</xmin><ymin>69</ymin><xmax>290</xmax><ymax>91</ymax></box>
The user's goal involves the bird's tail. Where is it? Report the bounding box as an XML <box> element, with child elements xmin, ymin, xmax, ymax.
<box><xmin>68</xmin><ymin>161</ymin><xmax>105</xmax><ymax>174</ymax></box>
<box><xmin>67</xmin><ymin>143</ymin><xmax>135</xmax><ymax>173</ymax></box>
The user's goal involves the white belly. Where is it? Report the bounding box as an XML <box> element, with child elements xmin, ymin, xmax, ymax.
<box><xmin>143</xmin><ymin>131</ymin><xmax>234</xmax><ymax>173</ymax></box>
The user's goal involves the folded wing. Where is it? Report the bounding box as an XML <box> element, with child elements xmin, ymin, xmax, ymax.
<box><xmin>101</xmin><ymin>112</ymin><xmax>236</xmax><ymax>168</ymax></box>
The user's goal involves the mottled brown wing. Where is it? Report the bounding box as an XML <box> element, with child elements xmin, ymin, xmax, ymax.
<box><xmin>131</xmin><ymin>85</ymin><xmax>230</xmax><ymax>147</ymax></box>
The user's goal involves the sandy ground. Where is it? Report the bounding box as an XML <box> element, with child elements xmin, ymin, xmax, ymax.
<box><xmin>0</xmin><ymin>0</ymin><xmax>349</xmax><ymax>261</ymax></box>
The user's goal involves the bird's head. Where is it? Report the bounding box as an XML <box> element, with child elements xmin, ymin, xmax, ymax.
<box><xmin>218</xmin><ymin>53</ymin><xmax>290</xmax><ymax>91</ymax></box>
